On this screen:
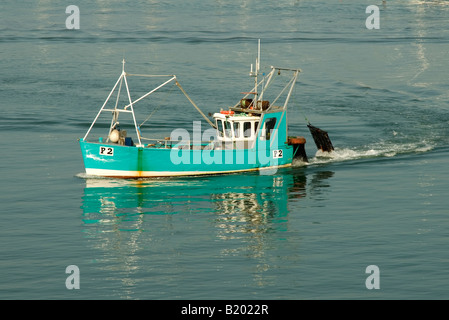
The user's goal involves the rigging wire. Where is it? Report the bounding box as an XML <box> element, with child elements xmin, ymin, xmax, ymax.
<box><xmin>289</xmin><ymin>79</ymin><xmax>334</xmax><ymax>152</ymax></box>
<box><xmin>139</xmin><ymin>82</ymin><xmax>176</xmax><ymax>128</ymax></box>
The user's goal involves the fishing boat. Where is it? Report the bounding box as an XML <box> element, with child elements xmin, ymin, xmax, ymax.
<box><xmin>79</xmin><ymin>42</ymin><xmax>313</xmax><ymax>178</ymax></box>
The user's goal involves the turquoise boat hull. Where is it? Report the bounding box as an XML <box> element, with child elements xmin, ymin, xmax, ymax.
<box><xmin>79</xmin><ymin>139</ymin><xmax>294</xmax><ymax>178</ymax></box>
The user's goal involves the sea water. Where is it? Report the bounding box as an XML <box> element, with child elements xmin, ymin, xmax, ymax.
<box><xmin>1</xmin><ymin>0</ymin><xmax>449</xmax><ymax>300</ymax></box>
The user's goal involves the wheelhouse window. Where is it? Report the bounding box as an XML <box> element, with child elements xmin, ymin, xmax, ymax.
<box><xmin>224</xmin><ymin>120</ymin><xmax>232</xmax><ymax>138</ymax></box>
<box><xmin>243</xmin><ymin>122</ymin><xmax>252</xmax><ymax>138</ymax></box>
<box><xmin>233</xmin><ymin>122</ymin><xmax>241</xmax><ymax>138</ymax></box>
<box><xmin>216</xmin><ymin>120</ymin><xmax>224</xmax><ymax>137</ymax></box>
<box><xmin>264</xmin><ymin>118</ymin><xmax>276</xmax><ymax>140</ymax></box>
<box><xmin>216</xmin><ymin>118</ymin><xmax>260</xmax><ymax>140</ymax></box>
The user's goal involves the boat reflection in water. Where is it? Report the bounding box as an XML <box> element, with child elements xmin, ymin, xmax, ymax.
<box><xmin>81</xmin><ymin>168</ymin><xmax>317</xmax><ymax>229</ymax></box>
<box><xmin>79</xmin><ymin>168</ymin><xmax>334</xmax><ymax>298</ymax></box>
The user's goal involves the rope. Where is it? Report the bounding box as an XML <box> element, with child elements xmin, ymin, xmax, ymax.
<box><xmin>271</xmin><ymin>74</ymin><xmax>296</xmax><ymax>106</ymax></box>
<box><xmin>176</xmin><ymin>81</ymin><xmax>217</xmax><ymax>129</ymax></box>
<box><xmin>289</xmin><ymin>80</ymin><xmax>310</xmax><ymax>125</ymax></box>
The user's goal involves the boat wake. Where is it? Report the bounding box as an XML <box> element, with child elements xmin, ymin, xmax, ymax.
<box><xmin>298</xmin><ymin>140</ymin><xmax>434</xmax><ymax>166</ymax></box>
<box><xmin>76</xmin><ymin>172</ymin><xmax>103</xmax><ymax>180</ymax></box>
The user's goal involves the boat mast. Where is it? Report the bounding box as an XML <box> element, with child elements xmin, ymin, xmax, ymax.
<box><xmin>256</xmin><ymin>39</ymin><xmax>260</xmax><ymax>103</ymax></box>
<box><xmin>250</xmin><ymin>39</ymin><xmax>261</xmax><ymax>107</ymax></box>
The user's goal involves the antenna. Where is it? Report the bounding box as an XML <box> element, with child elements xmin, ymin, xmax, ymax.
<box><xmin>255</xmin><ymin>39</ymin><xmax>261</xmax><ymax>102</ymax></box>
<box><xmin>248</xmin><ymin>39</ymin><xmax>261</xmax><ymax>106</ymax></box>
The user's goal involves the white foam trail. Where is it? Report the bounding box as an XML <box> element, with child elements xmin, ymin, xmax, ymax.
<box><xmin>408</xmin><ymin>1</ymin><xmax>449</xmax><ymax>5</ymax></box>
<box><xmin>306</xmin><ymin>141</ymin><xmax>434</xmax><ymax>165</ymax></box>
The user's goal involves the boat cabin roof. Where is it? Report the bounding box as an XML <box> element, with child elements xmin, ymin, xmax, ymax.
<box><xmin>213</xmin><ymin>112</ymin><xmax>260</xmax><ymax>121</ymax></box>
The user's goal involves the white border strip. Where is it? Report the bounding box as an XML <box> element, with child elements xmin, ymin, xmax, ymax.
<box><xmin>85</xmin><ymin>164</ymin><xmax>291</xmax><ymax>178</ymax></box>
